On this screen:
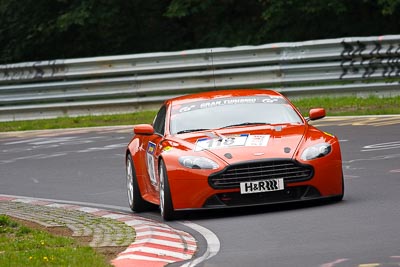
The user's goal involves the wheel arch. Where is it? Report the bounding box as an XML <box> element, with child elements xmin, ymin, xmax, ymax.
<box><xmin>125</xmin><ymin>146</ymin><xmax>148</xmax><ymax>202</ymax></box>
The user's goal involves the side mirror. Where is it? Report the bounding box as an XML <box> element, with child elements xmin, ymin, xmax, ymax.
<box><xmin>308</xmin><ymin>108</ymin><xmax>326</xmax><ymax>121</ymax></box>
<box><xmin>133</xmin><ymin>124</ymin><xmax>154</xmax><ymax>135</ymax></box>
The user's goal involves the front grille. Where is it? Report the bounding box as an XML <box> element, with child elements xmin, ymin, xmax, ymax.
<box><xmin>203</xmin><ymin>186</ymin><xmax>321</xmax><ymax>207</ymax></box>
<box><xmin>209</xmin><ymin>159</ymin><xmax>313</xmax><ymax>189</ymax></box>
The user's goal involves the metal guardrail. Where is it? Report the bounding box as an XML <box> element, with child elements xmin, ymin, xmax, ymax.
<box><xmin>0</xmin><ymin>35</ymin><xmax>400</xmax><ymax>121</ymax></box>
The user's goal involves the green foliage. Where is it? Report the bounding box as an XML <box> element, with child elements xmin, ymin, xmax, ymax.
<box><xmin>0</xmin><ymin>216</ymin><xmax>111</xmax><ymax>267</ymax></box>
<box><xmin>166</xmin><ymin>0</ymin><xmax>214</xmax><ymax>18</ymax></box>
<box><xmin>165</xmin><ymin>0</ymin><xmax>266</xmax><ymax>46</ymax></box>
<box><xmin>0</xmin><ymin>0</ymin><xmax>180</xmax><ymax>62</ymax></box>
<box><xmin>0</xmin><ymin>215</ymin><xmax>18</xmax><ymax>229</ymax></box>
<box><xmin>258</xmin><ymin>0</ymin><xmax>400</xmax><ymax>42</ymax></box>
<box><xmin>1</xmin><ymin>0</ymin><xmax>400</xmax><ymax>63</ymax></box>
<box><xmin>378</xmin><ymin>0</ymin><xmax>400</xmax><ymax>15</ymax></box>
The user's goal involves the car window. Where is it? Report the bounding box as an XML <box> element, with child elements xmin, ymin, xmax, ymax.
<box><xmin>153</xmin><ymin>105</ymin><xmax>167</xmax><ymax>135</ymax></box>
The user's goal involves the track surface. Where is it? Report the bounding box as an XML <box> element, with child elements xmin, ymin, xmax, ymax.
<box><xmin>1</xmin><ymin>116</ymin><xmax>399</xmax><ymax>267</ymax></box>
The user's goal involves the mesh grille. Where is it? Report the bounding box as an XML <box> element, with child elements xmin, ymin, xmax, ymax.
<box><xmin>209</xmin><ymin>160</ymin><xmax>313</xmax><ymax>189</ymax></box>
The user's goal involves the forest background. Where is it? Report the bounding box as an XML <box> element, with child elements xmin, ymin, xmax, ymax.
<box><xmin>1</xmin><ymin>0</ymin><xmax>400</xmax><ymax>64</ymax></box>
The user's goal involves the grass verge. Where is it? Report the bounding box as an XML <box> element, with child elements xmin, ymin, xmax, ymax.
<box><xmin>0</xmin><ymin>215</ymin><xmax>111</xmax><ymax>267</ymax></box>
<box><xmin>293</xmin><ymin>95</ymin><xmax>400</xmax><ymax>116</ymax></box>
<box><xmin>0</xmin><ymin>95</ymin><xmax>399</xmax><ymax>132</ymax></box>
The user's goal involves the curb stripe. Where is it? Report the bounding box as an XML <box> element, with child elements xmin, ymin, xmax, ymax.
<box><xmin>118</xmin><ymin>251</ymin><xmax>184</xmax><ymax>262</ymax></box>
<box><xmin>0</xmin><ymin>194</ymin><xmax>197</xmax><ymax>267</ymax></box>
<box><xmin>127</xmin><ymin>240</ymin><xmax>197</xmax><ymax>254</ymax></box>
<box><xmin>136</xmin><ymin>230</ymin><xmax>194</xmax><ymax>239</ymax></box>
<box><xmin>114</xmin><ymin>254</ymin><xmax>174</xmax><ymax>263</ymax></box>
<box><xmin>136</xmin><ymin>235</ymin><xmax>194</xmax><ymax>246</ymax></box>
<box><xmin>136</xmin><ymin>225</ymin><xmax>193</xmax><ymax>236</ymax></box>
<box><xmin>134</xmin><ymin>236</ymin><xmax>196</xmax><ymax>245</ymax></box>
<box><xmin>132</xmin><ymin>239</ymin><xmax>197</xmax><ymax>250</ymax></box>
<box><xmin>120</xmin><ymin>247</ymin><xmax>193</xmax><ymax>260</ymax></box>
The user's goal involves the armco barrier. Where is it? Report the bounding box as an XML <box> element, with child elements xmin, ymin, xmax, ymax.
<box><xmin>0</xmin><ymin>35</ymin><xmax>399</xmax><ymax>121</ymax></box>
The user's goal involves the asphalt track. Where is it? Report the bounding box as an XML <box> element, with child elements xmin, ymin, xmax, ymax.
<box><xmin>1</xmin><ymin>115</ymin><xmax>399</xmax><ymax>267</ymax></box>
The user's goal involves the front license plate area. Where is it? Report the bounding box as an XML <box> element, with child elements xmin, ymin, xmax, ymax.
<box><xmin>240</xmin><ymin>178</ymin><xmax>284</xmax><ymax>194</ymax></box>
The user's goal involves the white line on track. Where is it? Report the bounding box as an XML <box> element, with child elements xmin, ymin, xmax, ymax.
<box><xmin>179</xmin><ymin>221</ymin><xmax>221</xmax><ymax>267</ymax></box>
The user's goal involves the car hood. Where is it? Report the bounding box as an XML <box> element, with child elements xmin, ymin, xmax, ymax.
<box><xmin>172</xmin><ymin>124</ymin><xmax>306</xmax><ymax>164</ymax></box>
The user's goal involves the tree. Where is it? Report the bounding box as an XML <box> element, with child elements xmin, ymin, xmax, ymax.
<box><xmin>0</xmin><ymin>0</ymin><xmax>182</xmax><ymax>63</ymax></box>
<box><xmin>1</xmin><ymin>0</ymin><xmax>399</xmax><ymax>64</ymax></box>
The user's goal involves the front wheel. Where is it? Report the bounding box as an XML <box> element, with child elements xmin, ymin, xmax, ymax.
<box><xmin>159</xmin><ymin>160</ymin><xmax>177</xmax><ymax>220</ymax></box>
<box><xmin>126</xmin><ymin>154</ymin><xmax>154</xmax><ymax>212</ymax></box>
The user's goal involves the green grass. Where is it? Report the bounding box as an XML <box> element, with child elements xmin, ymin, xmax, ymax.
<box><xmin>0</xmin><ymin>215</ymin><xmax>111</xmax><ymax>267</ymax></box>
<box><xmin>0</xmin><ymin>95</ymin><xmax>399</xmax><ymax>132</ymax></box>
<box><xmin>292</xmin><ymin>95</ymin><xmax>400</xmax><ymax>116</ymax></box>
<box><xmin>0</xmin><ymin>110</ymin><xmax>157</xmax><ymax>132</ymax></box>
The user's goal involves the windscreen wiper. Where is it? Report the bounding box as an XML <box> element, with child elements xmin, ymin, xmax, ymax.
<box><xmin>219</xmin><ymin>122</ymin><xmax>271</xmax><ymax>129</ymax></box>
<box><xmin>176</xmin><ymin>128</ymin><xmax>210</xmax><ymax>134</ymax></box>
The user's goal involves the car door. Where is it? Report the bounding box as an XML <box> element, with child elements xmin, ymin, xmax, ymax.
<box><xmin>141</xmin><ymin>105</ymin><xmax>167</xmax><ymax>196</ymax></box>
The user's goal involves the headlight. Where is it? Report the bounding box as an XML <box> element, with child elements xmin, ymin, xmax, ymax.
<box><xmin>301</xmin><ymin>143</ymin><xmax>332</xmax><ymax>160</ymax></box>
<box><xmin>179</xmin><ymin>156</ymin><xmax>219</xmax><ymax>169</ymax></box>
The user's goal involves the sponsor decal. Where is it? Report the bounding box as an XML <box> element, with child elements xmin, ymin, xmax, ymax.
<box><xmin>162</xmin><ymin>146</ymin><xmax>173</xmax><ymax>153</ymax></box>
<box><xmin>240</xmin><ymin>178</ymin><xmax>284</xmax><ymax>194</ymax></box>
<box><xmin>324</xmin><ymin>131</ymin><xmax>335</xmax><ymax>138</ymax></box>
<box><xmin>147</xmin><ymin>142</ymin><xmax>156</xmax><ymax>154</ymax></box>
<box><xmin>195</xmin><ymin>134</ymin><xmax>270</xmax><ymax>151</ymax></box>
<box><xmin>172</xmin><ymin>96</ymin><xmax>286</xmax><ymax>114</ymax></box>
<box><xmin>146</xmin><ymin>142</ymin><xmax>157</xmax><ymax>185</ymax></box>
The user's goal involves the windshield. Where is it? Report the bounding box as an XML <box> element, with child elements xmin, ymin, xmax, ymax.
<box><xmin>169</xmin><ymin>96</ymin><xmax>303</xmax><ymax>135</ymax></box>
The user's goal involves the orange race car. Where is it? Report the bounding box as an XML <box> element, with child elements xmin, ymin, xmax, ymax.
<box><xmin>125</xmin><ymin>89</ymin><xmax>344</xmax><ymax>220</ymax></box>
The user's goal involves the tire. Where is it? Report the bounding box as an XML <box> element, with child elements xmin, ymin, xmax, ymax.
<box><xmin>126</xmin><ymin>154</ymin><xmax>154</xmax><ymax>212</ymax></box>
<box><xmin>159</xmin><ymin>159</ymin><xmax>177</xmax><ymax>220</ymax></box>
